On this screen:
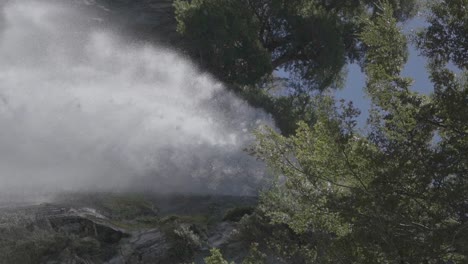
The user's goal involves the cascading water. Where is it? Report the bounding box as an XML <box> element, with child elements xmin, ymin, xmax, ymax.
<box><xmin>0</xmin><ymin>0</ymin><xmax>270</xmax><ymax>200</ymax></box>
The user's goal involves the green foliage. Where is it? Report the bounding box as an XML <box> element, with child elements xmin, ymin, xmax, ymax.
<box><xmin>175</xmin><ymin>0</ymin><xmax>418</xmax><ymax>135</ymax></box>
<box><xmin>359</xmin><ymin>4</ymin><xmax>408</xmax><ymax>89</ymax></box>
<box><xmin>250</xmin><ymin>1</ymin><xmax>468</xmax><ymax>263</ymax></box>
<box><xmin>0</xmin><ymin>228</ymin><xmax>118</xmax><ymax>264</ymax></box>
<box><xmin>235</xmin><ymin>84</ymin><xmax>317</xmax><ymax>135</ymax></box>
<box><xmin>0</xmin><ymin>233</ymin><xmax>69</xmax><ymax>264</ymax></box>
<box><xmin>416</xmin><ymin>0</ymin><xmax>468</xmax><ymax>69</ymax></box>
<box><xmin>175</xmin><ymin>0</ymin><xmax>417</xmax><ymax>89</ymax></box>
<box><xmin>204</xmin><ymin>248</ymin><xmax>233</xmax><ymax>264</ymax></box>
<box><xmin>242</xmin><ymin>243</ymin><xmax>266</xmax><ymax>264</ymax></box>
<box><xmin>159</xmin><ymin>214</ymin><xmax>209</xmax><ymax>262</ymax></box>
<box><xmin>174</xmin><ymin>0</ymin><xmax>272</xmax><ymax>86</ymax></box>
<box><xmin>169</xmin><ymin>224</ymin><xmax>203</xmax><ymax>260</ymax></box>
<box><xmin>238</xmin><ymin>211</ymin><xmax>323</xmax><ymax>263</ymax></box>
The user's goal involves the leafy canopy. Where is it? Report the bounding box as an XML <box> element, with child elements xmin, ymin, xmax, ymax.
<box><xmin>249</xmin><ymin>1</ymin><xmax>468</xmax><ymax>263</ymax></box>
<box><xmin>174</xmin><ymin>0</ymin><xmax>417</xmax><ymax>89</ymax></box>
<box><xmin>174</xmin><ymin>0</ymin><xmax>418</xmax><ymax>135</ymax></box>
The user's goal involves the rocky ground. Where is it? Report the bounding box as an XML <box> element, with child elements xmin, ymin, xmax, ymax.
<box><xmin>0</xmin><ymin>193</ymin><xmax>257</xmax><ymax>264</ymax></box>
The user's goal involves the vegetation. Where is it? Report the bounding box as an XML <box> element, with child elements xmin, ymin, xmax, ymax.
<box><xmin>416</xmin><ymin>0</ymin><xmax>468</xmax><ymax>69</ymax></box>
<box><xmin>241</xmin><ymin>1</ymin><xmax>468</xmax><ymax>263</ymax></box>
<box><xmin>0</xmin><ymin>225</ymin><xmax>117</xmax><ymax>264</ymax></box>
<box><xmin>205</xmin><ymin>248</ymin><xmax>234</xmax><ymax>264</ymax></box>
<box><xmin>205</xmin><ymin>243</ymin><xmax>266</xmax><ymax>264</ymax></box>
<box><xmin>2</xmin><ymin>0</ymin><xmax>467</xmax><ymax>263</ymax></box>
<box><xmin>0</xmin><ymin>194</ymin><xmax>259</xmax><ymax>263</ymax></box>
<box><xmin>174</xmin><ymin>0</ymin><xmax>418</xmax><ymax>134</ymax></box>
<box><xmin>74</xmin><ymin>1</ymin><xmax>464</xmax><ymax>263</ymax></box>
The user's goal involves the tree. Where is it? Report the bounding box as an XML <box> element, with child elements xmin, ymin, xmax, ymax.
<box><xmin>248</xmin><ymin>1</ymin><xmax>468</xmax><ymax>262</ymax></box>
<box><xmin>416</xmin><ymin>0</ymin><xmax>468</xmax><ymax>69</ymax></box>
<box><xmin>174</xmin><ymin>0</ymin><xmax>418</xmax><ymax>135</ymax></box>
<box><xmin>204</xmin><ymin>248</ymin><xmax>233</xmax><ymax>264</ymax></box>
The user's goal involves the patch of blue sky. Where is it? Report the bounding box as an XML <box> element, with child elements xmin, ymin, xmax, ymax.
<box><xmin>273</xmin><ymin>14</ymin><xmax>462</xmax><ymax>131</ymax></box>
<box><xmin>335</xmin><ymin>16</ymin><xmax>432</xmax><ymax>128</ymax></box>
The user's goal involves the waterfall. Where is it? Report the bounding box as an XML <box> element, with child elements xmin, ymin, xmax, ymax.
<box><xmin>0</xmin><ymin>0</ymin><xmax>270</xmax><ymax>198</ymax></box>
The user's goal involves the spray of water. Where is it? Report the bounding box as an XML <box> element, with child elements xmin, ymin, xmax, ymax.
<box><xmin>0</xmin><ymin>0</ymin><xmax>270</xmax><ymax>199</ymax></box>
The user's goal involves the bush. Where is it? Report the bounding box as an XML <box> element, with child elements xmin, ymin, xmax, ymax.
<box><xmin>204</xmin><ymin>248</ymin><xmax>233</xmax><ymax>264</ymax></box>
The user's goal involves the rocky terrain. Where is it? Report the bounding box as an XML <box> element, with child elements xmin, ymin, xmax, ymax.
<box><xmin>0</xmin><ymin>193</ymin><xmax>257</xmax><ymax>263</ymax></box>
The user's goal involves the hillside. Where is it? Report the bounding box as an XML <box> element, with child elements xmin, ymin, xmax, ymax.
<box><xmin>0</xmin><ymin>193</ymin><xmax>257</xmax><ymax>263</ymax></box>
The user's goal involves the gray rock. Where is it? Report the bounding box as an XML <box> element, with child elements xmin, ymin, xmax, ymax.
<box><xmin>207</xmin><ymin>222</ymin><xmax>237</xmax><ymax>248</ymax></box>
<box><xmin>124</xmin><ymin>229</ymin><xmax>171</xmax><ymax>263</ymax></box>
<box><xmin>48</xmin><ymin>215</ymin><xmax>126</xmax><ymax>244</ymax></box>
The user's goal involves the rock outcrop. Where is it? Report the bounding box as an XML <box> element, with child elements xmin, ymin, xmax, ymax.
<box><xmin>0</xmin><ymin>194</ymin><xmax>256</xmax><ymax>264</ymax></box>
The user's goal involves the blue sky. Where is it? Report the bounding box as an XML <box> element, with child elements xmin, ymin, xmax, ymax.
<box><xmin>334</xmin><ymin>17</ymin><xmax>432</xmax><ymax>128</ymax></box>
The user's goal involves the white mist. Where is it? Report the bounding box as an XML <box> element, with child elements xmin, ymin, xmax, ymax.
<box><xmin>0</xmin><ymin>0</ymin><xmax>270</xmax><ymax>199</ymax></box>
